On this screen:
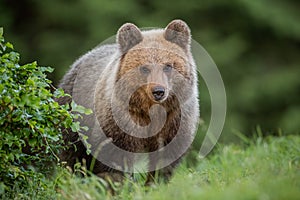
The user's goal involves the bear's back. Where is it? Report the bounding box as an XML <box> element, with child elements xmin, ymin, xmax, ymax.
<box><xmin>58</xmin><ymin>44</ymin><xmax>118</xmax><ymax>106</ymax></box>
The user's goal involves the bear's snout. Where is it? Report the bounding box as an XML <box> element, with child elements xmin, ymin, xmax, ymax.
<box><xmin>151</xmin><ymin>85</ymin><xmax>165</xmax><ymax>101</ymax></box>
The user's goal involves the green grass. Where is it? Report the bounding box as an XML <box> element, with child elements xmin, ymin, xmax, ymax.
<box><xmin>2</xmin><ymin>135</ymin><xmax>300</xmax><ymax>200</ymax></box>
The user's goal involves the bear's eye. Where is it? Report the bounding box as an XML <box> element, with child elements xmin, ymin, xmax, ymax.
<box><xmin>163</xmin><ymin>64</ymin><xmax>172</xmax><ymax>73</ymax></box>
<box><xmin>140</xmin><ymin>66</ymin><xmax>151</xmax><ymax>75</ymax></box>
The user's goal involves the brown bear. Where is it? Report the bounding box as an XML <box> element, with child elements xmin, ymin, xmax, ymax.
<box><xmin>58</xmin><ymin>19</ymin><xmax>199</xmax><ymax>183</ymax></box>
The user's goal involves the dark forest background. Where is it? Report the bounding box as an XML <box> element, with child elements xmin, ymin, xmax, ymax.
<box><xmin>1</xmin><ymin>0</ymin><xmax>299</xmax><ymax>142</ymax></box>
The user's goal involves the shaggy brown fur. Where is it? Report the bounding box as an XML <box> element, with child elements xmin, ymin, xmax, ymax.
<box><xmin>58</xmin><ymin>19</ymin><xmax>199</xmax><ymax>183</ymax></box>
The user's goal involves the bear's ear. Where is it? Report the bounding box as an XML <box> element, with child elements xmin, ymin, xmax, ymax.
<box><xmin>164</xmin><ymin>19</ymin><xmax>191</xmax><ymax>51</ymax></box>
<box><xmin>117</xmin><ymin>23</ymin><xmax>143</xmax><ymax>53</ymax></box>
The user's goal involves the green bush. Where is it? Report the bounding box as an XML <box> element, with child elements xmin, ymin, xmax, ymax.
<box><xmin>0</xmin><ymin>28</ymin><xmax>90</xmax><ymax>195</ymax></box>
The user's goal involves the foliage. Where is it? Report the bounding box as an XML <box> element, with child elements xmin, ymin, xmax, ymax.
<box><xmin>0</xmin><ymin>1</ymin><xmax>299</xmax><ymax>197</ymax></box>
<box><xmin>57</xmin><ymin>134</ymin><xmax>300</xmax><ymax>200</ymax></box>
<box><xmin>0</xmin><ymin>28</ymin><xmax>90</xmax><ymax>195</ymax></box>
<box><xmin>142</xmin><ymin>135</ymin><xmax>300</xmax><ymax>200</ymax></box>
<box><xmin>0</xmin><ymin>0</ymin><xmax>300</xmax><ymax>199</ymax></box>
<box><xmin>2</xmin><ymin>135</ymin><xmax>299</xmax><ymax>199</ymax></box>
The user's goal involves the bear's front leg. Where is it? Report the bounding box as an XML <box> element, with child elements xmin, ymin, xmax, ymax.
<box><xmin>145</xmin><ymin>152</ymin><xmax>181</xmax><ymax>185</ymax></box>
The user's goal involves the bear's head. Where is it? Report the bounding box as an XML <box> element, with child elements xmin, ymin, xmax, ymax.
<box><xmin>115</xmin><ymin>20</ymin><xmax>196</xmax><ymax>112</ymax></box>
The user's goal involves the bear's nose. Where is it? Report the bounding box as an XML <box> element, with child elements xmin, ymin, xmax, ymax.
<box><xmin>152</xmin><ymin>86</ymin><xmax>165</xmax><ymax>101</ymax></box>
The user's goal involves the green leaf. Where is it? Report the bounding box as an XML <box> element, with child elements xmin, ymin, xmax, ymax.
<box><xmin>70</xmin><ymin>121</ymin><xmax>81</xmax><ymax>132</ymax></box>
<box><xmin>0</xmin><ymin>84</ymin><xmax>4</xmax><ymax>93</ymax></box>
<box><xmin>5</xmin><ymin>42</ymin><xmax>13</xmax><ymax>50</ymax></box>
<box><xmin>53</xmin><ymin>88</ymin><xmax>65</xmax><ymax>98</ymax></box>
<box><xmin>40</xmin><ymin>66</ymin><xmax>54</xmax><ymax>73</ymax></box>
<box><xmin>71</xmin><ymin>101</ymin><xmax>93</xmax><ymax>115</ymax></box>
<box><xmin>28</xmin><ymin>138</ymin><xmax>37</xmax><ymax>146</ymax></box>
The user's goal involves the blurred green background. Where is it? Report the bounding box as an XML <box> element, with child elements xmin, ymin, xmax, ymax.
<box><xmin>1</xmin><ymin>0</ymin><xmax>299</xmax><ymax>142</ymax></box>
